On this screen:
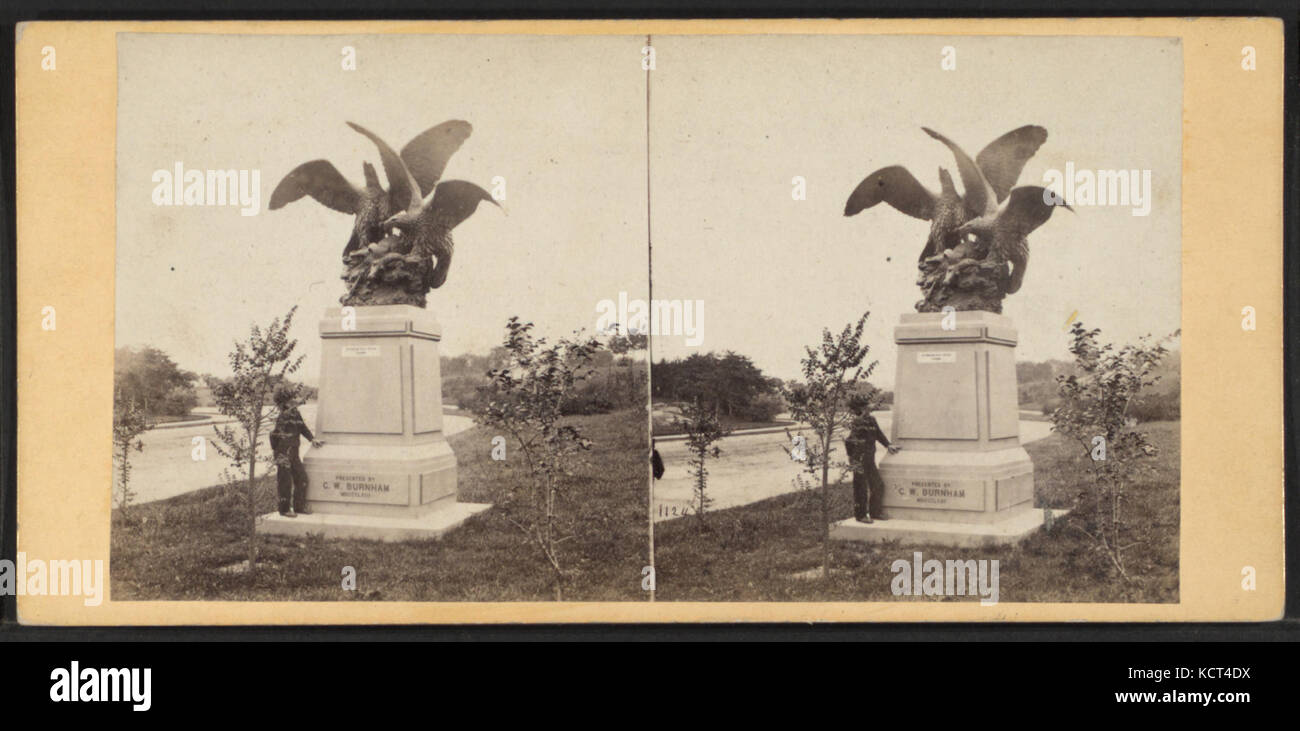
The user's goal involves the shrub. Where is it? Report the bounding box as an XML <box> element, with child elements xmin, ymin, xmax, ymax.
<box><xmin>470</xmin><ymin>317</ymin><xmax>599</xmax><ymax>600</ymax></box>
<box><xmin>1050</xmin><ymin>322</ymin><xmax>1170</xmax><ymax>581</ymax></box>
<box><xmin>1130</xmin><ymin>391</ymin><xmax>1180</xmax><ymax>423</ymax></box>
<box><xmin>561</xmin><ymin>391</ymin><xmax>615</xmax><ymax>415</ymax></box>
<box><xmin>737</xmin><ymin>392</ymin><xmax>786</xmax><ymax>422</ymax></box>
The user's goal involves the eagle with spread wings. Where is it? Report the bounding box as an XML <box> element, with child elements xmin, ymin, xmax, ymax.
<box><xmin>845</xmin><ymin>125</ymin><xmax>1069</xmax><ymax>296</ymax></box>
<box><xmin>269</xmin><ymin>120</ymin><xmax>499</xmax><ymax>302</ymax></box>
<box><xmin>268</xmin><ymin>120</ymin><xmax>485</xmax><ymax>260</ymax></box>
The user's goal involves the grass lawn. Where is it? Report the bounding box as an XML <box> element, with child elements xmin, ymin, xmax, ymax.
<box><xmin>653</xmin><ymin>421</ymin><xmax>1180</xmax><ymax>603</ymax></box>
<box><xmin>111</xmin><ymin>408</ymin><xmax>649</xmax><ymax>602</ymax></box>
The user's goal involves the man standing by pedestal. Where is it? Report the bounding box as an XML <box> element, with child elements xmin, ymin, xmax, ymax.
<box><xmin>270</xmin><ymin>385</ymin><xmax>323</xmax><ymax>518</ymax></box>
<box><xmin>844</xmin><ymin>394</ymin><xmax>899</xmax><ymax>524</ymax></box>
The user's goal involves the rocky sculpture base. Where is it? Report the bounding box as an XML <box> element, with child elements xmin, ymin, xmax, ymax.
<box><xmin>915</xmin><ymin>245</ymin><xmax>1011</xmax><ymax>314</ymax></box>
<box><xmin>831</xmin><ymin>311</ymin><xmax>1063</xmax><ymax>548</ymax></box>
<box><xmin>340</xmin><ymin>236</ymin><xmax>437</xmax><ymax>308</ymax></box>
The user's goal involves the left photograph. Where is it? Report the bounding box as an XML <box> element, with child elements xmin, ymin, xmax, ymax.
<box><xmin>111</xmin><ymin>33</ymin><xmax>650</xmax><ymax>602</ymax></box>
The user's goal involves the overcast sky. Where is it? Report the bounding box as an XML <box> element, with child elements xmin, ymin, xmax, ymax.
<box><xmin>116</xmin><ymin>33</ymin><xmax>1181</xmax><ymax>389</ymax></box>
<box><xmin>649</xmin><ymin>34</ymin><xmax>1182</xmax><ymax>384</ymax></box>
<box><xmin>116</xmin><ymin>33</ymin><xmax>648</xmax><ymax>382</ymax></box>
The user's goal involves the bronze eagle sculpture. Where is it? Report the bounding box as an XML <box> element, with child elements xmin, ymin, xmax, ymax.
<box><xmin>269</xmin><ymin>120</ymin><xmax>473</xmax><ymax>257</ymax></box>
<box><xmin>921</xmin><ymin>127</ymin><xmax>1070</xmax><ymax>295</ymax></box>
<box><xmin>269</xmin><ymin>120</ymin><xmax>498</xmax><ymax>307</ymax></box>
<box><xmin>844</xmin><ymin>125</ymin><xmax>1070</xmax><ymax>311</ymax></box>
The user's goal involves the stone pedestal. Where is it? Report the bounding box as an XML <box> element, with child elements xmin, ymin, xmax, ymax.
<box><xmin>257</xmin><ymin>304</ymin><xmax>490</xmax><ymax>542</ymax></box>
<box><xmin>831</xmin><ymin>311</ymin><xmax>1061</xmax><ymax>547</ymax></box>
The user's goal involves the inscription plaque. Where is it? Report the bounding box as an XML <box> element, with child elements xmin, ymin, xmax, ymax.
<box><xmin>886</xmin><ymin>478</ymin><xmax>986</xmax><ymax>511</ymax></box>
<box><xmin>316</xmin><ymin>472</ymin><xmax>408</xmax><ymax>505</ymax></box>
<box><xmin>342</xmin><ymin>344</ymin><xmax>382</xmax><ymax>358</ymax></box>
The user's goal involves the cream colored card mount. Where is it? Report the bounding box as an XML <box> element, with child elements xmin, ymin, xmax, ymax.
<box><xmin>13</xmin><ymin>19</ymin><xmax>1285</xmax><ymax>624</ymax></box>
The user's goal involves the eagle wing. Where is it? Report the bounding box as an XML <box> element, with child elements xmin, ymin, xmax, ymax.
<box><xmin>401</xmin><ymin>121</ymin><xmax>473</xmax><ymax>198</ymax></box>
<box><xmin>977</xmin><ymin>126</ymin><xmax>1048</xmax><ymax>202</ymax></box>
<box><xmin>268</xmin><ymin>160</ymin><xmax>360</xmax><ymax>214</ymax></box>
<box><xmin>997</xmin><ymin>186</ymin><xmax>1069</xmax><ymax>239</ymax></box>
<box><xmin>923</xmin><ymin>127</ymin><xmax>997</xmax><ymax>219</ymax></box>
<box><xmin>844</xmin><ymin>165</ymin><xmax>935</xmax><ymax>221</ymax></box>
<box><xmin>347</xmin><ymin>122</ymin><xmax>422</xmax><ymax>213</ymax></box>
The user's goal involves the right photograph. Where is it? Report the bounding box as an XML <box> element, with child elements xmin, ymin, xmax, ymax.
<box><xmin>648</xmin><ymin>34</ymin><xmax>1182</xmax><ymax>603</ymax></box>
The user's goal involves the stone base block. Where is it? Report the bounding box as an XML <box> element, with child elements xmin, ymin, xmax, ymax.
<box><xmin>302</xmin><ymin>439</ymin><xmax>458</xmax><ymax>518</ymax></box>
<box><xmin>829</xmin><ymin>507</ymin><xmax>1069</xmax><ymax>549</ymax></box>
<box><xmin>285</xmin><ymin>303</ymin><xmax>489</xmax><ymax>540</ymax></box>
<box><xmin>256</xmin><ymin>502</ymin><xmax>492</xmax><ymax>542</ymax></box>
<box><xmin>878</xmin><ymin>446</ymin><xmax>1034</xmax><ymax>523</ymax></box>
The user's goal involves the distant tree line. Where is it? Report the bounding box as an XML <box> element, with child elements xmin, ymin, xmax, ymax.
<box><xmin>1020</xmin><ymin>351</ymin><xmax>1180</xmax><ymax>422</ymax></box>
<box><xmin>115</xmin><ymin>344</ymin><xmax>321</xmax><ymax>423</ymax></box>
<box><xmin>114</xmin><ymin>346</ymin><xmax>199</xmax><ymax>418</ymax></box>
<box><xmin>652</xmin><ymin>352</ymin><xmax>785</xmax><ymax>422</ymax></box>
<box><xmin>442</xmin><ymin>330</ymin><xmax>647</xmax><ymax>416</ymax></box>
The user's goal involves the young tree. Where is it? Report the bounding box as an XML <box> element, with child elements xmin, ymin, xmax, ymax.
<box><xmin>210</xmin><ymin>306</ymin><xmax>306</xmax><ymax>573</ymax></box>
<box><xmin>782</xmin><ymin>312</ymin><xmax>877</xmax><ymax>579</ymax></box>
<box><xmin>471</xmin><ymin>317</ymin><xmax>599</xmax><ymax>600</ymax></box>
<box><xmin>1050</xmin><ymin>322</ymin><xmax>1170</xmax><ymax>581</ymax></box>
<box><xmin>674</xmin><ymin>398</ymin><xmax>729</xmax><ymax>529</ymax></box>
<box><xmin>111</xmin><ymin>388</ymin><xmax>151</xmax><ymax>519</ymax></box>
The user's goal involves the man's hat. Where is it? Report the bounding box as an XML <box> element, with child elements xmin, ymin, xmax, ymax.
<box><xmin>847</xmin><ymin>392</ymin><xmax>873</xmax><ymax>413</ymax></box>
<box><xmin>273</xmin><ymin>384</ymin><xmax>297</xmax><ymax>406</ymax></box>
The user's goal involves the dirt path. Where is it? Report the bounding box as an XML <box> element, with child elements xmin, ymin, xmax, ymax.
<box><xmin>122</xmin><ymin>405</ymin><xmax>474</xmax><ymax>505</ymax></box>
